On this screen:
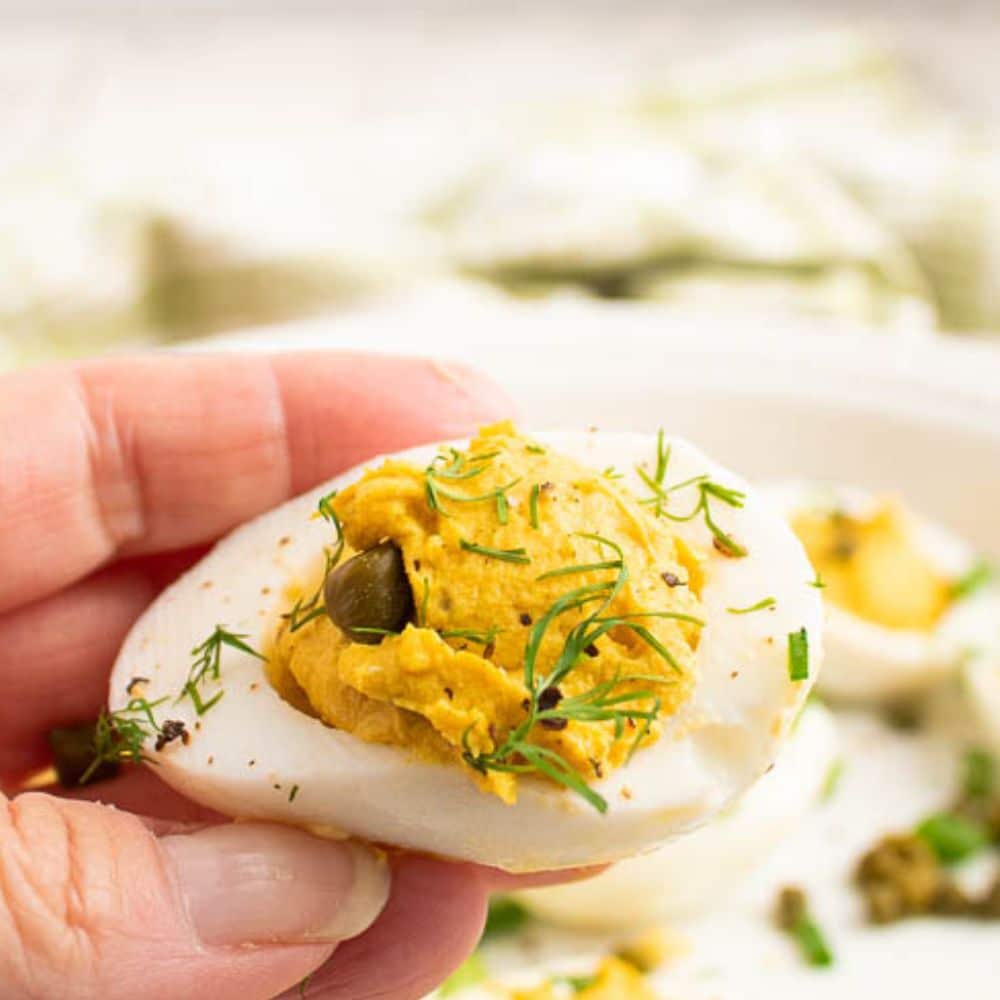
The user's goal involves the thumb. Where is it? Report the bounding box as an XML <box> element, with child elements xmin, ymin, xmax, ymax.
<box><xmin>0</xmin><ymin>793</ymin><xmax>389</xmax><ymax>1000</ymax></box>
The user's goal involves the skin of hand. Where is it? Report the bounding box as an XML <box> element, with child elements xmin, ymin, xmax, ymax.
<box><xmin>0</xmin><ymin>353</ymin><xmax>593</xmax><ymax>1000</ymax></box>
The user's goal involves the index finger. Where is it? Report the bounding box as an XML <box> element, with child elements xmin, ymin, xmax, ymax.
<box><xmin>0</xmin><ymin>351</ymin><xmax>511</xmax><ymax>614</ymax></box>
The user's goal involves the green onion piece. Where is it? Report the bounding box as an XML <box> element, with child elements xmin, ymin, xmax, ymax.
<box><xmin>788</xmin><ymin>628</ymin><xmax>809</xmax><ymax>681</ymax></box>
<box><xmin>525</xmin><ymin>442</ymin><xmax>546</xmax><ymax>454</ymax></box>
<box><xmin>727</xmin><ymin>597</ymin><xmax>777</xmax><ymax>614</ymax></box>
<box><xmin>460</xmin><ymin>539</ymin><xmax>530</xmax><ymax>564</ymax></box>
<box><xmin>916</xmin><ymin>812</ymin><xmax>991</xmax><ymax>864</ymax></box>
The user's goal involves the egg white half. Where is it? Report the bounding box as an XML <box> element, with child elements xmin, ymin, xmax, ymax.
<box><xmin>765</xmin><ymin>481</ymin><xmax>991</xmax><ymax>704</ymax></box>
<box><xmin>511</xmin><ymin>701</ymin><xmax>840</xmax><ymax>927</ymax></box>
<box><xmin>109</xmin><ymin>431</ymin><xmax>822</xmax><ymax>872</ymax></box>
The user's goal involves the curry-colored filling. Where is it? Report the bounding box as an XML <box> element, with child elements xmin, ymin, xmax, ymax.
<box><xmin>268</xmin><ymin>423</ymin><xmax>705</xmax><ymax>802</ymax></box>
<box><xmin>791</xmin><ymin>499</ymin><xmax>951</xmax><ymax>631</ymax></box>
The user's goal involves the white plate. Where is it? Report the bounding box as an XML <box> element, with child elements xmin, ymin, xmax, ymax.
<box><xmin>189</xmin><ymin>295</ymin><xmax>1000</xmax><ymax>999</ymax></box>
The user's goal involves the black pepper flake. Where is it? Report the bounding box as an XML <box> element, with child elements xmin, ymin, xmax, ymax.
<box><xmin>444</xmin><ymin>686</ymin><xmax>454</xmax><ymax>701</ymax></box>
<box><xmin>519</xmin><ymin>612</ymin><xmax>533</xmax><ymax>626</ymax></box>
<box><xmin>154</xmin><ymin>719</ymin><xmax>189</xmax><ymax>752</ymax></box>
<box><xmin>126</xmin><ymin>676</ymin><xmax>149</xmax><ymax>696</ymax></box>
<box><xmin>661</xmin><ymin>571</ymin><xmax>684</xmax><ymax>588</ymax></box>
<box><xmin>538</xmin><ymin>686</ymin><xmax>567</xmax><ymax>730</ymax></box>
<box><xmin>731</xmin><ymin>670</ymin><xmax>740</xmax><ymax>679</ymax></box>
<box><xmin>483</xmin><ymin>642</ymin><xmax>496</xmax><ymax>660</ymax></box>
<box><xmin>521</xmin><ymin>698</ymin><xmax>531</xmax><ymax>713</ymax></box>
<box><xmin>279</xmin><ymin>536</ymin><xmax>292</xmax><ymax>547</ymax></box>
<box><xmin>590</xmin><ymin>758</ymin><xmax>604</xmax><ymax>779</ymax></box>
<box><xmin>414</xmin><ymin>559</ymin><xmax>421</xmax><ymax>571</ymax></box>
<box><xmin>540</xmin><ymin>481</ymin><xmax>555</xmax><ymax>493</ymax></box>
<box><xmin>248</xmin><ymin>759</ymin><xmax>256</xmax><ymax>767</ymax></box>
<box><xmin>584</xmin><ymin>643</ymin><xmax>599</xmax><ymax>658</ymax></box>
<box><xmin>538</xmin><ymin>686</ymin><xmax>563</xmax><ymax>711</ymax></box>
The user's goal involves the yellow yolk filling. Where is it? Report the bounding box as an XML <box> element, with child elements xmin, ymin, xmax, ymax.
<box><xmin>791</xmin><ymin>499</ymin><xmax>952</xmax><ymax>631</ymax></box>
<box><xmin>268</xmin><ymin>423</ymin><xmax>704</xmax><ymax>803</ymax></box>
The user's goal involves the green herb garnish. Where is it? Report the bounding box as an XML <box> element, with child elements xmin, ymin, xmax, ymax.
<box><xmin>963</xmin><ymin>748</ymin><xmax>995</xmax><ymax>799</ymax></box>
<box><xmin>440</xmin><ymin>625</ymin><xmax>503</xmax><ymax>648</ymax></box>
<box><xmin>952</xmin><ymin>560</ymin><xmax>993</xmax><ymax>601</ymax></box>
<box><xmin>916</xmin><ymin>812</ymin><xmax>991</xmax><ymax>864</ymax></box>
<box><xmin>284</xmin><ymin>490</ymin><xmax>346</xmax><ymax>632</ymax></box>
<box><xmin>289</xmin><ymin>784</ymin><xmax>300</xmax><ymax>802</ymax></box>
<box><xmin>424</xmin><ymin>448</ymin><xmax>519</xmax><ymax>524</ymax></box>
<box><xmin>775</xmin><ymin>887</ymin><xmax>834</xmax><ymax>968</ymax></box>
<box><xmin>462</xmin><ymin>535</ymin><xmax>682</xmax><ymax>813</ymax></box>
<box><xmin>788</xmin><ymin>628</ymin><xmax>810</xmax><ymax>681</ymax></box>
<box><xmin>79</xmin><ymin>696</ymin><xmax>169</xmax><ymax>784</ymax></box>
<box><xmin>602</xmin><ymin>466</ymin><xmax>624</xmax><ymax>480</ymax></box>
<box><xmin>529</xmin><ymin>482</ymin><xmax>541</xmax><ymax>529</ymax></box>
<box><xmin>820</xmin><ymin>758</ymin><xmax>846</xmax><ymax>802</ymax></box>
<box><xmin>459</xmin><ymin>539</ymin><xmax>531</xmax><ymax>564</ymax></box>
<box><xmin>525</xmin><ymin>442</ymin><xmax>547</xmax><ymax>455</ymax></box>
<box><xmin>808</xmin><ymin>570</ymin><xmax>827</xmax><ymax>590</ymax></box>
<box><xmin>727</xmin><ymin>597</ymin><xmax>777</xmax><ymax>614</ymax></box>
<box><xmin>180</xmin><ymin>626</ymin><xmax>265</xmax><ymax>715</ymax></box>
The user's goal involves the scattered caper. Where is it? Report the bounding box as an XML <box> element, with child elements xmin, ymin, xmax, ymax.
<box><xmin>324</xmin><ymin>541</ymin><xmax>414</xmax><ymax>644</ymax></box>
<box><xmin>48</xmin><ymin>722</ymin><xmax>119</xmax><ymax>788</ymax></box>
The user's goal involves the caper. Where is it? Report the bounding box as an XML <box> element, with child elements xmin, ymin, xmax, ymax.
<box><xmin>324</xmin><ymin>541</ymin><xmax>414</xmax><ymax>643</ymax></box>
<box><xmin>48</xmin><ymin>722</ymin><xmax>119</xmax><ymax>788</ymax></box>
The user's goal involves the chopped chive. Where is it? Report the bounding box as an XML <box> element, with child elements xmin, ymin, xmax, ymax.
<box><xmin>459</xmin><ymin>539</ymin><xmax>531</xmax><ymax>564</ymax></box>
<box><xmin>525</xmin><ymin>442</ymin><xmax>546</xmax><ymax>454</ymax></box>
<box><xmin>792</xmin><ymin>915</ymin><xmax>835</xmax><ymax>968</ymax></box>
<box><xmin>809</xmin><ymin>571</ymin><xmax>827</xmax><ymax>590</ymax></box>
<box><xmin>727</xmin><ymin>597</ymin><xmax>777</xmax><ymax>614</ymax></box>
<box><xmin>916</xmin><ymin>812</ymin><xmax>991</xmax><ymax>864</ymax></box>
<box><xmin>602</xmin><ymin>466</ymin><xmax>624</xmax><ymax>480</ymax></box>
<box><xmin>529</xmin><ymin>483</ymin><xmax>540</xmax><ymax>529</ymax></box>
<box><xmin>788</xmin><ymin>628</ymin><xmax>809</xmax><ymax>681</ymax></box>
<box><xmin>952</xmin><ymin>560</ymin><xmax>993</xmax><ymax>600</ymax></box>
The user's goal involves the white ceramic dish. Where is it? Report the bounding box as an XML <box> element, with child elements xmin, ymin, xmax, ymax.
<box><xmin>190</xmin><ymin>294</ymin><xmax>1000</xmax><ymax>999</ymax></box>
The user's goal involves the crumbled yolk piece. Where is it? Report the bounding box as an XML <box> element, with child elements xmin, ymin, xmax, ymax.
<box><xmin>791</xmin><ymin>499</ymin><xmax>952</xmax><ymax>631</ymax></box>
<box><xmin>268</xmin><ymin>423</ymin><xmax>705</xmax><ymax>803</ymax></box>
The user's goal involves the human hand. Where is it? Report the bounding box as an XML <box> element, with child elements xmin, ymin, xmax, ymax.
<box><xmin>0</xmin><ymin>351</ymin><xmax>547</xmax><ymax>1000</ymax></box>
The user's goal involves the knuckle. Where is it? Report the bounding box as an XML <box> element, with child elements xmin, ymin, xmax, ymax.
<box><xmin>0</xmin><ymin>794</ymin><xmax>105</xmax><ymax>998</ymax></box>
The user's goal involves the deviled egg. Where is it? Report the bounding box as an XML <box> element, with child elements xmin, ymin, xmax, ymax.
<box><xmin>106</xmin><ymin>424</ymin><xmax>822</xmax><ymax>872</ymax></box>
<box><xmin>511</xmin><ymin>701</ymin><xmax>839</xmax><ymax>928</ymax></box>
<box><xmin>766</xmin><ymin>482</ymin><xmax>996</xmax><ymax>704</ymax></box>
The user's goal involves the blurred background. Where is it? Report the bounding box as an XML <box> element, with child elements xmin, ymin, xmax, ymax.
<box><xmin>2</xmin><ymin>0</ymin><xmax>1000</xmax><ymax>369</ymax></box>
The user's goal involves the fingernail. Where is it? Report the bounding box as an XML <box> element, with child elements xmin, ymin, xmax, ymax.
<box><xmin>161</xmin><ymin>823</ymin><xmax>390</xmax><ymax>947</ymax></box>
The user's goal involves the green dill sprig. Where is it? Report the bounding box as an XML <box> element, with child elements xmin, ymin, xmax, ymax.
<box><xmin>180</xmin><ymin>626</ymin><xmax>265</xmax><ymax>715</ymax></box>
<box><xmin>634</xmin><ymin>432</ymin><xmax>748</xmax><ymax>557</ymax></box>
<box><xmin>459</xmin><ymin>539</ymin><xmax>531</xmax><ymax>564</ymax></box>
<box><xmin>283</xmin><ymin>490</ymin><xmax>346</xmax><ymax>632</ymax></box>
<box><xmin>660</xmin><ymin>480</ymin><xmax>748</xmax><ymax>557</ymax></box>
<box><xmin>79</xmin><ymin>696</ymin><xmax>169</xmax><ymax>784</ymax></box>
<box><xmin>462</xmin><ymin>534</ymin><xmax>692</xmax><ymax>813</ymax></box>
<box><xmin>424</xmin><ymin>448</ymin><xmax>520</xmax><ymax>524</ymax></box>
<box><xmin>728</xmin><ymin>597</ymin><xmax>777</xmax><ymax>614</ymax></box>
<box><xmin>809</xmin><ymin>571</ymin><xmax>827</xmax><ymax>590</ymax></box>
